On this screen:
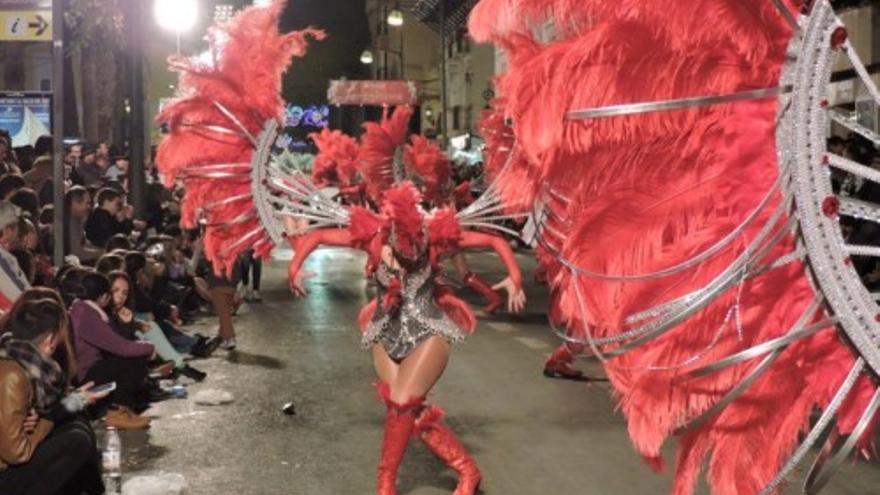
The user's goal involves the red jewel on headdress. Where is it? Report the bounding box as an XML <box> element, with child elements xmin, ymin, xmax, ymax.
<box><xmin>820</xmin><ymin>99</ymin><xmax>829</xmax><ymax>108</ymax></box>
<box><xmin>822</xmin><ymin>154</ymin><xmax>829</xmax><ymax>166</ymax></box>
<box><xmin>844</xmin><ymin>256</ymin><xmax>853</xmax><ymax>266</ymax></box>
<box><xmin>831</xmin><ymin>27</ymin><xmax>848</xmax><ymax>49</ymax></box>
<box><xmin>874</xmin><ymin>313</ymin><xmax>880</xmax><ymax>323</ymax></box>
<box><xmin>822</xmin><ymin>196</ymin><xmax>840</xmax><ymax>217</ymax></box>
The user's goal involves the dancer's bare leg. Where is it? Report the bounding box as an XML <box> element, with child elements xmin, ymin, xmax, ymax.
<box><xmin>373</xmin><ymin>337</ymin><xmax>449</xmax><ymax>494</ymax></box>
<box><xmin>389</xmin><ymin>336</ymin><xmax>449</xmax><ymax>403</ymax></box>
<box><xmin>452</xmin><ymin>253</ymin><xmax>469</xmax><ymax>281</ymax></box>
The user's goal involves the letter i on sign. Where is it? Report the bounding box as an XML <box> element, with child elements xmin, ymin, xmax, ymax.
<box><xmin>6</xmin><ymin>15</ymin><xmax>23</xmax><ymax>37</ymax></box>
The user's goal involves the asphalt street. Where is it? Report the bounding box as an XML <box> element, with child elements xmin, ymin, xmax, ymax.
<box><xmin>117</xmin><ymin>248</ymin><xmax>880</xmax><ymax>495</ymax></box>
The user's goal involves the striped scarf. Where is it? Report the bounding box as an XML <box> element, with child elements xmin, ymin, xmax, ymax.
<box><xmin>0</xmin><ymin>332</ymin><xmax>64</xmax><ymax>414</ymax></box>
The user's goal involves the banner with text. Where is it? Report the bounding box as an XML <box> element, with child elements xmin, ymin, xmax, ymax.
<box><xmin>327</xmin><ymin>80</ymin><xmax>418</xmax><ymax>107</ymax></box>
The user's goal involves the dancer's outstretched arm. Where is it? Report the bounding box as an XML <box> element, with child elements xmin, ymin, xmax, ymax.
<box><xmin>286</xmin><ymin>228</ymin><xmax>353</xmax><ymax>296</ymax></box>
<box><xmin>458</xmin><ymin>231</ymin><xmax>526</xmax><ymax>312</ymax></box>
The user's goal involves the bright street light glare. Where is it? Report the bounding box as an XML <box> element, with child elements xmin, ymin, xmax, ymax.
<box><xmin>154</xmin><ymin>0</ymin><xmax>199</xmax><ymax>33</ymax></box>
<box><xmin>387</xmin><ymin>9</ymin><xmax>404</xmax><ymax>27</ymax></box>
<box><xmin>360</xmin><ymin>50</ymin><xmax>374</xmax><ymax>65</ymax></box>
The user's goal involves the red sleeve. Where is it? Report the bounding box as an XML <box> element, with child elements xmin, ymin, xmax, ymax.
<box><xmin>459</xmin><ymin>231</ymin><xmax>523</xmax><ymax>288</ymax></box>
<box><xmin>286</xmin><ymin>228</ymin><xmax>354</xmax><ymax>282</ymax></box>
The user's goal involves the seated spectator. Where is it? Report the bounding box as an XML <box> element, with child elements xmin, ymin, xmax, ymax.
<box><xmin>108</xmin><ymin>271</ymin><xmax>211</xmax><ymax>376</ymax></box>
<box><xmin>21</xmin><ymin>155</ymin><xmax>52</xmax><ymax>202</ymax></box>
<box><xmin>0</xmin><ymin>174</ymin><xmax>24</xmax><ymax>201</ymax></box>
<box><xmin>85</xmin><ymin>188</ymin><xmax>132</xmax><ymax>250</ymax></box>
<box><xmin>65</xmin><ymin>186</ymin><xmax>102</xmax><ymax>264</ymax></box>
<box><xmin>0</xmin><ymin>135</ymin><xmax>19</xmax><ymax>175</ymax></box>
<box><xmin>70</xmin><ymin>272</ymin><xmax>154</xmax><ymax>429</ymax></box>
<box><xmin>105</xmin><ymin>156</ymin><xmax>128</xmax><ymax>183</ymax></box>
<box><xmin>37</xmin><ymin>205</ymin><xmax>53</xmax><ymax>257</ymax></box>
<box><xmin>95</xmin><ymin>253</ymin><xmax>126</xmax><ymax>274</ymax></box>
<box><xmin>9</xmin><ymin>249</ymin><xmax>33</xmax><ymax>285</ymax></box>
<box><xmin>9</xmin><ymin>188</ymin><xmax>38</xmax><ymax>222</ymax></box>
<box><xmin>122</xmin><ymin>255</ymin><xmax>207</xmax><ymax>380</ymax></box>
<box><xmin>70</xmin><ymin>146</ymin><xmax>103</xmax><ymax>188</ymax></box>
<box><xmin>0</xmin><ymin>202</ymin><xmax>29</xmax><ymax>311</ymax></box>
<box><xmin>0</xmin><ymin>298</ymin><xmax>106</xmax><ymax>495</ymax></box>
<box><xmin>106</xmin><ymin>233</ymin><xmax>132</xmax><ymax>252</ymax></box>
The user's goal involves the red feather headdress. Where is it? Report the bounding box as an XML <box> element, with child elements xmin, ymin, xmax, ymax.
<box><xmin>358</xmin><ymin>106</ymin><xmax>414</xmax><ymax>202</ymax></box>
<box><xmin>310</xmin><ymin>128</ymin><xmax>360</xmax><ymax>187</ymax></box>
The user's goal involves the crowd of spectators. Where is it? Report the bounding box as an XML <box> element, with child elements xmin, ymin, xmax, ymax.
<box><xmin>0</xmin><ymin>131</ymin><xmax>259</xmax><ymax>494</ymax></box>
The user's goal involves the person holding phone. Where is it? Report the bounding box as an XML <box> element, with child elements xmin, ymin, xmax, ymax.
<box><xmin>70</xmin><ymin>271</ymin><xmax>156</xmax><ymax>430</ymax></box>
<box><xmin>0</xmin><ymin>298</ymin><xmax>110</xmax><ymax>495</ymax></box>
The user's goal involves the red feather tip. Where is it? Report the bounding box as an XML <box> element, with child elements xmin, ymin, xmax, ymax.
<box><xmin>310</xmin><ymin>128</ymin><xmax>360</xmax><ymax>187</ymax></box>
<box><xmin>404</xmin><ymin>135</ymin><xmax>451</xmax><ymax>204</ymax></box>
<box><xmin>381</xmin><ymin>181</ymin><xmax>425</xmax><ymax>260</ymax></box>
<box><xmin>358</xmin><ymin>106</ymin><xmax>415</xmax><ymax>201</ymax></box>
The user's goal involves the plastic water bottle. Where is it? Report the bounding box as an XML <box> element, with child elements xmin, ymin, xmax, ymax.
<box><xmin>102</xmin><ymin>427</ymin><xmax>122</xmax><ymax>494</ymax></box>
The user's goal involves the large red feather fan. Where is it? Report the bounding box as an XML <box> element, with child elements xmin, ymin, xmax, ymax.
<box><xmin>471</xmin><ymin>1</ymin><xmax>878</xmax><ymax>494</ymax></box>
<box><xmin>156</xmin><ymin>0</ymin><xmax>324</xmax><ymax>274</ymax></box>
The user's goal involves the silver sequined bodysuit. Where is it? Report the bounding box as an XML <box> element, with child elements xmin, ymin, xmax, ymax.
<box><xmin>362</xmin><ymin>257</ymin><xmax>466</xmax><ymax>361</ymax></box>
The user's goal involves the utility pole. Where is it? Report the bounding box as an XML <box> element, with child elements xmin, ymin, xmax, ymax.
<box><xmin>52</xmin><ymin>0</ymin><xmax>65</xmax><ymax>267</ymax></box>
<box><xmin>128</xmin><ymin>0</ymin><xmax>147</xmax><ymax>219</ymax></box>
<box><xmin>439</xmin><ymin>0</ymin><xmax>447</xmax><ymax>144</ymax></box>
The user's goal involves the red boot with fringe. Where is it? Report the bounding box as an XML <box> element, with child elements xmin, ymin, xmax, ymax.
<box><xmin>463</xmin><ymin>272</ymin><xmax>503</xmax><ymax>313</ymax></box>
<box><xmin>543</xmin><ymin>344</ymin><xmax>586</xmax><ymax>381</ymax></box>
<box><xmin>415</xmin><ymin>405</ymin><xmax>482</xmax><ymax>495</ymax></box>
<box><xmin>375</xmin><ymin>382</ymin><xmax>424</xmax><ymax>495</ymax></box>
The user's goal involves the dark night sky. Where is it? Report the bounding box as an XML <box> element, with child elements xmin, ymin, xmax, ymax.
<box><xmin>277</xmin><ymin>0</ymin><xmax>372</xmax><ymax>104</ymax></box>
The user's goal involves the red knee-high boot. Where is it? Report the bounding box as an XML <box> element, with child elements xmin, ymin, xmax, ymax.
<box><xmin>463</xmin><ymin>272</ymin><xmax>503</xmax><ymax>313</ymax></box>
<box><xmin>415</xmin><ymin>405</ymin><xmax>482</xmax><ymax>495</ymax></box>
<box><xmin>543</xmin><ymin>344</ymin><xmax>586</xmax><ymax>381</ymax></box>
<box><xmin>376</xmin><ymin>382</ymin><xmax>424</xmax><ymax>495</ymax></box>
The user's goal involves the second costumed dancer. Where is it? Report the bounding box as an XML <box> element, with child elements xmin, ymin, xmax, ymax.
<box><xmin>155</xmin><ymin>2</ymin><xmax>526</xmax><ymax>493</ymax></box>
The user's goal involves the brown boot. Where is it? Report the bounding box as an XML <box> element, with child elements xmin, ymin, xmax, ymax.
<box><xmin>105</xmin><ymin>406</ymin><xmax>151</xmax><ymax>430</ymax></box>
<box><xmin>415</xmin><ymin>405</ymin><xmax>482</xmax><ymax>495</ymax></box>
<box><xmin>463</xmin><ymin>272</ymin><xmax>503</xmax><ymax>313</ymax></box>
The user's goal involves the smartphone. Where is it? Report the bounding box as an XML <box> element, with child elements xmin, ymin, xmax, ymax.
<box><xmin>91</xmin><ymin>382</ymin><xmax>117</xmax><ymax>394</ymax></box>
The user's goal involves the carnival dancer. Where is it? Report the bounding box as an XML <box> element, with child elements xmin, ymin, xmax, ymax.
<box><xmin>286</xmin><ymin>181</ymin><xmax>525</xmax><ymax>494</ymax></box>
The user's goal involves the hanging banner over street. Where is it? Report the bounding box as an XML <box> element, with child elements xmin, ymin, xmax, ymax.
<box><xmin>0</xmin><ymin>93</ymin><xmax>51</xmax><ymax>146</ymax></box>
<box><xmin>0</xmin><ymin>0</ymin><xmax>51</xmax><ymax>8</ymax></box>
<box><xmin>328</xmin><ymin>80</ymin><xmax>418</xmax><ymax>107</ymax></box>
<box><xmin>0</xmin><ymin>9</ymin><xmax>51</xmax><ymax>41</ymax></box>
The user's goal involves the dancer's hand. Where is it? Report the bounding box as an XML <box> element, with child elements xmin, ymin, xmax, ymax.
<box><xmin>493</xmin><ymin>277</ymin><xmax>526</xmax><ymax>313</ymax></box>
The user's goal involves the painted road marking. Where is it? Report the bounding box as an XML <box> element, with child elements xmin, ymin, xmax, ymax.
<box><xmin>486</xmin><ymin>321</ymin><xmax>516</xmax><ymax>333</ymax></box>
<box><xmin>514</xmin><ymin>336</ymin><xmax>552</xmax><ymax>351</ymax></box>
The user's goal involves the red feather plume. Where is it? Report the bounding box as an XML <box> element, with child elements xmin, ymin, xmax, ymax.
<box><xmin>358</xmin><ymin>106</ymin><xmax>414</xmax><ymax>201</ymax></box>
<box><xmin>381</xmin><ymin>181</ymin><xmax>425</xmax><ymax>260</ymax></box>
<box><xmin>309</xmin><ymin>128</ymin><xmax>360</xmax><ymax>187</ymax></box>
<box><xmin>404</xmin><ymin>135</ymin><xmax>451</xmax><ymax>204</ymax></box>
<box><xmin>472</xmin><ymin>1</ymin><xmax>879</xmax><ymax>494</ymax></box>
<box><xmin>156</xmin><ymin>0</ymin><xmax>324</xmax><ymax>274</ymax></box>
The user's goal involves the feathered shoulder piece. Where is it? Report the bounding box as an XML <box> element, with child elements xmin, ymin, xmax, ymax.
<box><xmin>427</xmin><ymin>207</ymin><xmax>461</xmax><ymax>260</ymax></box>
<box><xmin>348</xmin><ymin>205</ymin><xmax>383</xmax><ymax>250</ymax></box>
<box><xmin>155</xmin><ymin>0</ymin><xmax>323</xmax><ymax>274</ymax></box>
<box><xmin>358</xmin><ymin>106</ymin><xmax>414</xmax><ymax>201</ymax></box>
<box><xmin>309</xmin><ymin>128</ymin><xmax>360</xmax><ymax>187</ymax></box>
<box><xmin>404</xmin><ymin>135</ymin><xmax>451</xmax><ymax>204</ymax></box>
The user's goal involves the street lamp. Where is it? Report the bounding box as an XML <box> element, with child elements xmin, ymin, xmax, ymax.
<box><xmin>387</xmin><ymin>8</ymin><xmax>404</xmax><ymax>27</ymax></box>
<box><xmin>360</xmin><ymin>50</ymin><xmax>375</xmax><ymax>65</ymax></box>
<box><xmin>154</xmin><ymin>0</ymin><xmax>199</xmax><ymax>54</ymax></box>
